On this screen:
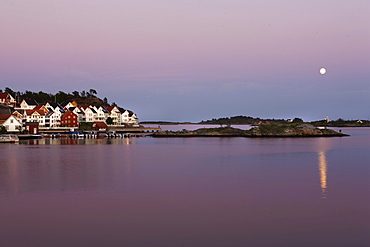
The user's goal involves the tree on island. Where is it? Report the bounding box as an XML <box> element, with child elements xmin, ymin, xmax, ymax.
<box><xmin>89</xmin><ymin>89</ymin><xmax>97</xmax><ymax>97</ymax></box>
<box><xmin>1</xmin><ymin>88</ymin><xmax>109</xmax><ymax>105</ymax></box>
<box><xmin>292</xmin><ymin>118</ymin><xmax>304</xmax><ymax>123</ymax></box>
<box><xmin>72</xmin><ymin>91</ymin><xmax>80</xmax><ymax>97</ymax></box>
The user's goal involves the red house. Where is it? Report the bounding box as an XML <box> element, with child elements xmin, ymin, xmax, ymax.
<box><xmin>92</xmin><ymin>121</ymin><xmax>108</xmax><ymax>131</ymax></box>
<box><xmin>61</xmin><ymin>111</ymin><xmax>79</xmax><ymax>127</ymax></box>
<box><xmin>25</xmin><ymin>122</ymin><xmax>39</xmax><ymax>134</ymax></box>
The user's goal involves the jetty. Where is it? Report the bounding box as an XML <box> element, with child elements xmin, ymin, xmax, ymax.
<box><xmin>108</xmin><ymin>127</ymin><xmax>161</xmax><ymax>133</ymax></box>
<box><xmin>38</xmin><ymin>127</ymin><xmax>160</xmax><ymax>134</ymax></box>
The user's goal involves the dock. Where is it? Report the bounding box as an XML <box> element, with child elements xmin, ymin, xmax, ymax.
<box><xmin>108</xmin><ymin>127</ymin><xmax>161</xmax><ymax>133</ymax></box>
<box><xmin>38</xmin><ymin>127</ymin><xmax>161</xmax><ymax>134</ymax></box>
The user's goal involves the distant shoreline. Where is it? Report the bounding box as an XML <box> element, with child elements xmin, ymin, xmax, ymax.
<box><xmin>141</xmin><ymin>122</ymin><xmax>368</xmax><ymax>128</ymax></box>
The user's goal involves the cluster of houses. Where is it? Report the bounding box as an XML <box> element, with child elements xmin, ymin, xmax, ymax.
<box><xmin>0</xmin><ymin>92</ymin><xmax>139</xmax><ymax>133</ymax></box>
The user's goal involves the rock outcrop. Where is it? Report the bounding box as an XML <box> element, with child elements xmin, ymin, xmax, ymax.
<box><xmin>151</xmin><ymin>124</ymin><xmax>348</xmax><ymax>138</ymax></box>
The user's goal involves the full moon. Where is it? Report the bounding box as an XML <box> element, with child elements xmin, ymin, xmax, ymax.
<box><xmin>320</xmin><ymin>68</ymin><xmax>326</xmax><ymax>75</ymax></box>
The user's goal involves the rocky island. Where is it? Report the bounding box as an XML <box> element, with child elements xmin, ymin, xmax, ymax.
<box><xmin>151</xmin><ymin>123</ymin><xmax>348</xmax><ymax>138</ymax></box>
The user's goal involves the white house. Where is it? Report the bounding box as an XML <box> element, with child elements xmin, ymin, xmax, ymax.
<box><xmin>121</xmin><ymin>110</ymin><xmax>130</xmax><ymax>124</ymax></box>
<box><xmin>18</xmin><ymin>99</ymin><xmax>38</xmax><ymax>110</ymax></box>
<box><xmin>80</xmin><ymin>106</ymin><xmax>95</xmax><ymax>122</ymax></box>
<box><xmin>79</xmin><ymin>105</ymin><xmax>107</xmax><ymax>123</ymax></box>
<box><xmin>106</xmin><ymin>106</ymin><xmax>122</xmax><ymax>125</ymax></box>
<box><xmin>0</xmin><ymin>114</ymin><xmax>22</xmax><ymax>132</ymax></box>
<box><xmin>128</xmin><ymin>112</ymin><xmax>139</xmax><ymax>126</ymax></box>
<box><xmin>24</xmin><ymin>110</ymin><xmax>46</xmax><ymax>126</ymax></box>
<box><xmin>121</xmin><ymin>110</ymin><xmax>139</xmax><ymax>126</ymax></box>
<box><xmin>45</xmin><ymin>111</ymin><xmax>62</xmax><ymax>127</ymax></box>
<box><xmin>94</xmin><ymin>107</ymin><xmax>106</xmax><ymax>122</ymax></box>
<box><xmin>45</xmin><ymin>102</ymin><xmax>63</xmax><ymax>112</ymax></box>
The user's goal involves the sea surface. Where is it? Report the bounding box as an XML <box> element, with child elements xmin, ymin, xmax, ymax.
<box><xmin>0</xmin><ymin>126</ymin><xmax>369</xmax><ymax>247</ymax></box>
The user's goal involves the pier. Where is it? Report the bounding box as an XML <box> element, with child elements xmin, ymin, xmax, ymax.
<box><xmin>38</xmin><ymin>127</ymin><xmax>160</xmax><ymax>134</ymax></box>
<box><xmin>108</xmin><ymin>127</ymin><xmax>161</xmax><ymax>133</ymax></box>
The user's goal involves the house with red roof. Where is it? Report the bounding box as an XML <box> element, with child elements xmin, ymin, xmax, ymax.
<box><xmin>92</xmin><ymin>121</ymin><xmax>107</xmax><ymax>131</ymax></box>
<box><xmin>0</xmin><ymin>93</ymin><xmax>16</xmax><ymax>106</ymax></box>
<box><xmin>106</xmin><ymin>106</ymin><xmax>122</xmax><ymax>125</ymax></box>
<box><xmin>33</xmin><ymin>105</ymin><xmax>49</xmax><ymax>114</ymax></box>
<box><xmin>24</xmin><ymin>110</ymin><xmax>46</xmax><ymax>126</ymax></box>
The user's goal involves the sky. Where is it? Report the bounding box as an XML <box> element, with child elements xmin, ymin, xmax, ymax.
<box><xmin>1</xmin><ymin>0</ymin><xmax>369</xmax><ymax>122</ymax></box>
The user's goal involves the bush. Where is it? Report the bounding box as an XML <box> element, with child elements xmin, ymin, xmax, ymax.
<box><xmin>0</xmin><ymin>126</ymin><xmax>7</xmax><ymax>134</ymax></box>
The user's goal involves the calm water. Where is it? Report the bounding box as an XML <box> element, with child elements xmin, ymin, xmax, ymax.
<box><xmin>0</xmin><ymin>127</ymin><xmax>369</xmax><ymax>247</ymax></box>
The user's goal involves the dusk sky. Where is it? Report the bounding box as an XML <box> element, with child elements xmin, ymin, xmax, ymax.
<box><xmin>1</xmin><ymin>0</ymin><xmax>369</xmax><ymax>122</ymax></box>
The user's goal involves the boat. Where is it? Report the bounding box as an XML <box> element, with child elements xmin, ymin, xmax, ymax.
<box><xmin>18</xmin><ymin>134</ymin><xmax>43</xmax><ymax>140</ymax></box>
<box><xmin>70</xmin><ymin>131</ymin><xmax>85</xmax><ymax>138</ymax></box>
<box><xmin>0</xmin><ymin>134</ymin><xmax>19</xmax><ymax>143</ymax></box>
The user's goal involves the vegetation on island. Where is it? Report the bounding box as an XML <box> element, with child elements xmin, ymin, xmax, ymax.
<box><xmin>310</xmin><ymin>118</ymin><xmax>370</xmax><ymax>127</ymax></box>
<box><xmin>152</xmin><ymin>123</ymin><xmax>347</xmax><ymax>138</ymax></box>
<box><xmin>199</xmin><ymin>115</ymin><xmax>293</xmax><ymax>125</ymax></box>
<box><xmin>200</xmin><ymin>115</ymin><xmax>370</xmax><ymax>127</ymax></box>
<box><xmin>250</xmin><ymin>123</ymin><xmax>344</xmax><ymax>136</ymax></box>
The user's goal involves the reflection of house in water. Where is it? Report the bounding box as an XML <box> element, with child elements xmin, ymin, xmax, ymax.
<box><xmin>318</xmin><ymin>151</ymin><xmax>328</xmax><ymax>199</ymax></box>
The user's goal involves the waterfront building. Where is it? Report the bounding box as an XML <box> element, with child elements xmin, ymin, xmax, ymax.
<box><xmin>18</xmin><ymin>99</ymin><xmax>39</xmax><ymax>110</ymax></box>
<box><xmin>2</xmin><ymin>95</ymin><xmax>139</xmax><ymax>129</ymax></box>
<box><xmin>61</xmin><ymin>111</ymin><xmax>79</xmax><ymax>127</ymax></box>
<box><xmin>106</xmin><ymin>106</ymin><xmax>122</xmax><ymax>125</ymax></box>
<box><xmin>45</xmin><ymin>111</ymin><xmax>62</xmax><ymax>127</ymax></box>
<box><xmin>92</xmin><ymin>121</ymin><xmax>108</xmax><ymax>131</ymax></box>
<box><xmin>0</xmin><ymin>114</ymin><xmax>22</xmax><ymax>132</ymax></box>
<box><xmin>0</xmin><ymin>93</ymin><xmax>16</xmax><ymax>106</ymax></box>
<box><xmin>23</xmin><ymin>110</ymin><xmax>46</xmax><ymax>126</ymax></box>
<box><xmin>121</xmin><ymin>109</ymin><xmax>139</xmax><ymax>126</ymax></box>
<box><xmin>80</xmin><ymin>105</ymin><xmax>95</xmax><ymax>122</ymax></box>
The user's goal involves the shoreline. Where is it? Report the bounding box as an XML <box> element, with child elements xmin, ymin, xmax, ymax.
<box><xmin>150</xmin><ymin>133</ymin><xmax>349</xmax><ymax>138</ymax></box>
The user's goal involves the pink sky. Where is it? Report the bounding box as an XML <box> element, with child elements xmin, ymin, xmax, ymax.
<box><xmin>1</xmin><ymin>0</ymin><xmax>369</xmax><ymax>121</ymax></box>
